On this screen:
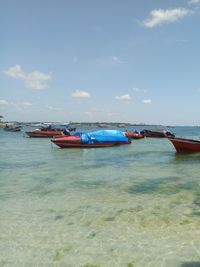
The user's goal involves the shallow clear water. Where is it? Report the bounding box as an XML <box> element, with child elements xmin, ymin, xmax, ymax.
<box><xmin>1</xmin><ymin>126</ymin><xmax>200</xmax><ymax>267</ymax></box>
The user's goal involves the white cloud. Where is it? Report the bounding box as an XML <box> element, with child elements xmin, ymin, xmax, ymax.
<box><xmin>143</xmin><ymin>99</ymin><xmax>152</xmax><ymax>104</ymax></box>
<box><xmin>5</xmin><ymin>65</ymin><xmax>52</xmax><ymax>90</ymax></box>
<box><xmin>188</xmin><ymin>0</ymin><xmax>200</xmax><ymax>4</ymax></box>
<box><xmin>0</xmin><ymin>99</ymin><xmax>8</xmax><ymax>105</ymax></box>
<box><xmin>0</xmin><ymin>99</ymin><xmax>33</xmax><ymax>107</ymax></box>
<box><xmin>96</xmin><ymin>56</ymin><xmax>123</xmax><ymax>68</ymax></box>
<box><xmin>0</xmin><ymin>101</ymin><xmax>34</xmax><ymax>112</ymax></box>
<box><xmin>10</xmin><ymin>101</ymin><xmax>33</xmax><ymax>109</ymax></box>
<box><xmin>142</xmin><ymin>8</ymin><xmax>193</xmax><ymax>28</ymax></box>
<box><xmin>71</xmin><ymin>90</ymin><xmax>91</xmax><ymax>98</ymax></box>
<box><xmin>115</xmin><ymin>94</ymin><xmax>131</xmax><ymax>101</ymax></box>
<box><xmin>112</xmin><ymin>56</ymin><xmax>123</xmax><ymax>65</ymax></box>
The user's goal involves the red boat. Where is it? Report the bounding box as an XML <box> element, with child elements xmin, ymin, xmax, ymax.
<box><xmin>26</xmin><ymin>128</ymin><xmax>65</xmax><ymax>138</ymax></box>
<box><xmin>51</xmin><ymin>135</ymin><xmax>131</xmax><ymax>148</ymax></box>
<box><xmin>169</xmin><ymin>137</ymin><xmax>200</xmax><ymax>153</ymax></box>
<box><xmin>124</xmin><ymin>131</ymin><xmax>144</xmax><ymax>139</ymax></box>
<box><xmin>51</xmin><ymin>130</ymin><xmax>131</xmax><ymax>148</ymax></box>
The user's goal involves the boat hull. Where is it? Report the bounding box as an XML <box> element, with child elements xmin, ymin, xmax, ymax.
<box><xmin>140</xmin><ymin>129</ymin><xmax>175</xmax><ymax>138</ymax></box>
<box><xmin>51</xmin><ymin>136</ymin><xmax>130</xmax><ymax>148</ymax></box>
<box><xmin>26</xmin><ymin>130</ymin><xmax>64</xmax><ymax>138</ymax></box>
<box><xmin>169</xmin><ymin>137</ymin><xmax>200</xmax><ymax>153</ymax></box>
<box><xmin>4</xmin><ymin>127</ymin><xmax>21</xmax><ymax>132</ymax></box>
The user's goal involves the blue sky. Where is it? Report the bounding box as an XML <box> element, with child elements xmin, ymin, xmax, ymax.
<box><xmin>1</xmin><ymin>0</ymin><xmax>200</xmax><ymax>125</ymax></box>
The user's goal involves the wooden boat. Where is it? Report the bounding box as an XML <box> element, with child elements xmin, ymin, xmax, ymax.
<box><xmin>140</xmin><ymin>129</ymin><xmax>175</xmax><ymax>138</ymax></box>
<box><xmin>124</xmin><ymin>131</ymin><xmax>144</xmax><ymax>139</ymax></box>
<box><xmin>51</xmin><ymin>130</ymin><xmax>131</xmax><ymax>148</ymax></box>
<box><xmin>169</xmin><ymin>137</ymin><xmax>200</xmax><ymax>153</ymax></box>
<box><xmin>26</xmin><ymin>128</ymin><xmax>64</xmax><ymax>138</ymax></box>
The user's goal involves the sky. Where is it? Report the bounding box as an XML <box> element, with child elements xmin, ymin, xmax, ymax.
<box><xmin>1</xmin><ymin>0</ymin><xmax>200</xmax><ymax>125</ymax></box>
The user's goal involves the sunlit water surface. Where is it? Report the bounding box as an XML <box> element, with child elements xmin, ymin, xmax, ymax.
<box><xmin>1</xmin><ymin>126</ymin><xmax>200</xmax><ymax>267</ymax></box>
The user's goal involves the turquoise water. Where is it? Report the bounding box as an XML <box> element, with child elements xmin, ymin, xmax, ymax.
<box><xmin>1</xmin><ymin>126</ymin><xmax>200</xmax><ymax>267</ymax></box>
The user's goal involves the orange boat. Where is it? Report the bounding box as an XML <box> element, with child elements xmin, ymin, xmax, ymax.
<box><xmin>26</xmin><ymin>128</ymin><xmax>64</xmax><ymax>138</ymax></box>
<box><xmin>169</xmin><ymin>137</ymin><xmax>200</xmax><ymax>153</ymax></box>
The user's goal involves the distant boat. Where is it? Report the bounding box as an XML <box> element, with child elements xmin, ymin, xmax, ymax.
<box><xmin>26</xmin><ymin>127</ymin><xmax>64</xmax><ymax>138</ymax></box>
<box><xmin>51</xmin><ymin>130</ymin><xmax>131</xmax><ymax>148</ymax></box>
<box><xmin>140</xmin><ymin>129</ymin><xmax>175</xmax><ymax>138</ymax></box>
<box><xmin>34</xmin><ymin>122</ymin><xmax>69</xmax><ymax>127</ymax></box>
<box><xmin>169</xmin><ymin>137</ymin><xmax>200</xmax><ymax>153</ymax></box>
<box><xmin>4</xmin><ymin>123</ymin><xmax>21</xmax><ymax>132</ymax></box>
<box><xmin>98</xmin><ymin>123</ymin><xmax>110</xmax><ymax>128</ymax></box>
<box><xmin>117</xmin><ymin>124</ymin><xmax>126</xmax><ymax>128</ymax></box>
<box><xmin>4</xmin><ymin>124</ymin><xmax>21</xmax><ymax>132</ymax></box>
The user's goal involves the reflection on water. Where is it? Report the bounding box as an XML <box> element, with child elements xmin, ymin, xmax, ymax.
<box><xmin>173</xmin><ymin>152</ymin><xmax>200</xmax><ymax>162</ymax></box>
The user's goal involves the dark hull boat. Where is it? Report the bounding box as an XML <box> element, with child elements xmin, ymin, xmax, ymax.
<box><xmin>51</xmin><ymin>130</ymin><xmax>131</xmax><ymax>148</ymax></box>
<box><xmin>26</xmin><ymin>129</ymin><xmax>64</xmax><ymax>138</ymax></box>
<box><xmin>4</xmin><ymin>124</ymin><xmax>21</xmax><ymax>132</ymax></box>
<box><xmin>169</xmin><ymin>137</ymin><xmax>200</xmax><ymax>153</ymax></box>
<box><xmin>140</xmin><ymin>129</ymin><xmax>175</xmax><ymax>138</ymax></box>
<box><xmin>4</xmin><ymin>126</ymin><xmax>21</xmax><ymax>132</ymax></box>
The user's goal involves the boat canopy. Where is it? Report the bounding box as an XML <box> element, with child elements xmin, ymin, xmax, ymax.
<box><xmin>80</xmin><ymin>130</ymin><xmax>128</xmax><ymax>144</ymax></box>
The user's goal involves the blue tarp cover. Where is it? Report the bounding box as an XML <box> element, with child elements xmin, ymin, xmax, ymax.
<box><xmin>80</xmin><ymin>130</ymin><xmax>128</xmax><ymax>144</ymax></box>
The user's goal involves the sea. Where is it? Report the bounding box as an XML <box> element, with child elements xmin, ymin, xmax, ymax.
<box><xmin>1</xmin><ymin>125</ymin><xmax>200</xmax><ymax>267</ymax></box>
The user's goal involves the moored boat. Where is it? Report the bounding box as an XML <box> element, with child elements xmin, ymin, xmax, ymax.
<box><xmin>26</xmin><ymin>128</ymin><xmax>64</xmax><ymax>137</ymax></box>
<box><xmin>51</xmin><ymin>130</ymin><xmax>131</xmax><ymax>148</ymax></box>
<box><xmin>169</xmin><ymin>137</ymin><xmax>200</xmax><ymax>153</ymax></box>
<box><xmin>140</xmin><ymin>129</ymin><xmax>175</xmax><ymax>138</ymax></box>
<box><xmin>4</xmin><ymin>124</ymin><xmax>21</xmax><ymax>132</ymax></box>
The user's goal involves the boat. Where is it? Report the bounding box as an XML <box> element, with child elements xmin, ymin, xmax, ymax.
<box><xmin>140</xmin><ymin>129</ymin><xmax>175</xmax><ymax>138</ymax></box>
<box><xmin>51</xmin><ymin>130</ymin><xmax>131</xmax><ymax>148</ymax></box>
<box><xmin>169</xmin><ymin>137</ymin><xmax>200</xmax><ymax>153</ymax></box>
<box><xmin>26</xmin><ymin>127</ymin><xmax>65</xmax><ymax>138</ymax></box>
<box><xmin>98</xmin><ymin>123</ymin><xmax>110</xmax><ymax>128</ymax></box>
<box><xmin>117</xmin><ymin>123</ymin><xmax>126</xmax><ymax>128</ymax></box>
<box><xmin>4</xmin><ymin>124</ymin><xmax>21</xmax><ymax>132</ymax></box>
<box><xmin>124</xmin><ymin>131</ymin><xmax>144</xmax><ymax>139</ymax></box>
